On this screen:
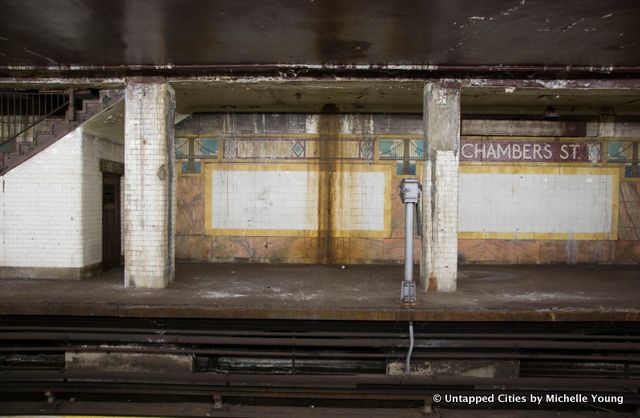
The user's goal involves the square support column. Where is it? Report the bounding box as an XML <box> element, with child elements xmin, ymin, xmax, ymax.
<box><xmin>124</xmin><ymin>81</ymin><xmax>176</xmax><ymax>288</ymax></box>
<box><xmin>420</xmin><ymin>83</ymin><xmax>461</xmax><ymax>292</ymax></box>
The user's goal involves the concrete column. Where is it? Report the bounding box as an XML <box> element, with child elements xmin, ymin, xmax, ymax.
<box><xmin>420</xmin><ymin>82</ymin><xmax>461</xmax><ymax>292</ymax></box>
<box><xmin>124</xmin><ymin>80</ymin><xmax>176</xmax><ymax>288</ymax></box>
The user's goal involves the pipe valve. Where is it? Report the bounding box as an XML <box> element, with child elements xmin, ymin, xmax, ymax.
<box><xmin>400</xmin><ymin>178</ymin><xmax>421</xmax><ymax>204</ymax></box>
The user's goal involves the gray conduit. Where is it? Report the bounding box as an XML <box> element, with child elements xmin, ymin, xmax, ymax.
<box><xmin>405</xmin><ymin>321</ymin><xmax>414</xmax><ymax>374</ymax></box>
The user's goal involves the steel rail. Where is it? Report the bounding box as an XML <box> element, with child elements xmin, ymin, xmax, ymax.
<box><xmin>2</xmin><ymin>317</ymin><xmax>639</xmax><ymax>414</ymax></box>
<box><xmin>2</xmin><ymin>331</ymin><xmax>639</xmax><ymax>351</ymax></box>
<box><xmin>3</xmin><ymin>345</ymin><xmax>640</xmax><ymax>364</ymax></box>
<box><xmin>5</xmin><ymin>325</ymin><xmax>640</xmax><ymax>340</ymax></box>
<box><xmin>3</xmin><ymin>383</ymin><xmax>638</xmax><ymax>408</ymax></box>
<box><xmin>2</xmin><ymin>369</ymin><xmax>640</xmax><ymax>391</ymax></box>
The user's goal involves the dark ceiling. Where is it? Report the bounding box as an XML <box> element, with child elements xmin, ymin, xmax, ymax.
<box><xmin>0</xmin><ymin>0</ymin><xmax>639</xmax><ymax>77</ymax></box>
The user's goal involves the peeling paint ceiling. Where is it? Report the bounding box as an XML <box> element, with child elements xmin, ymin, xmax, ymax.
<box><xmin>0</xmin><ymin>0</ymin><xmax>639</xmax><ymax>76</ymax></box>
<box><xmin>172</xmin><ymin>81</ymin><xmax>640</xmax><ymax>116</ymax></box>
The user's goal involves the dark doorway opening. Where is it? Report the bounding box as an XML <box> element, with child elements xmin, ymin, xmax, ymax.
<box><xmin>102</xmin><ymin>173</ymin><xmax>121</xmax><ymax>269</ymax></box>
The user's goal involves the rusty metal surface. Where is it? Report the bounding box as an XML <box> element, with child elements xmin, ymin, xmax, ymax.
<box><xmin>1</xmin><ymin>402</ymin><xmax>637</xmax><ymax>417</ymax></box>
<box><xmin>1</xmin><ymin>316</ymin><xmax>639</xmax><ymax>414</ymax></box>
<box><xmin>3</xmin><ymin>303</ymin><xmax>639</xmax><ymax>321</ymax></box>
<box><xmin>0</xmin><ymin>1</ymin><xmax>640</xmax><ymax>77</ymax></box>
<box><xmin>0</xmin><ymin>263</ymin><xmax>638</xmax><ymax>321</ymax></box>
<box><xmin>0</xmin><ymin>403</ymin><xmax>433</xmax><ymax>418</ymax></box>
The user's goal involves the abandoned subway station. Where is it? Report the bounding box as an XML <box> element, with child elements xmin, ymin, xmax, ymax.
<box><xmin>0</xmin><ymin>1</ymin><xmax>640</xmax><ymax>416</ymax></box>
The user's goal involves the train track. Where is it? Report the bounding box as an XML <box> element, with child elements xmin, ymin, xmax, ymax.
<box><xmin>1</xmin><ymin>317</ymin><xmax>639</xmax><ymax>416</ymax></box>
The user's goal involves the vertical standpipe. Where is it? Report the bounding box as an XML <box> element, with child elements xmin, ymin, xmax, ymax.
<box><xmin>404</xmin><ymin>202</ymin><xmax>415</xmax><ymax>282</ymax></box>
<box><xmin>399</xmin><ymin>179</ymin><xmax>421</xmax><ymax>304</ymax></box>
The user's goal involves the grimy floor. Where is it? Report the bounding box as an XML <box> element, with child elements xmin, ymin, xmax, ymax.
<box><xmin>0</xmin><ymin>263</ymin><xmax>638</xmax><ymax>321</ymax></box>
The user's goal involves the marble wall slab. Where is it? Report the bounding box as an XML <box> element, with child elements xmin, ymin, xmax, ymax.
<box><xmin>619</xmin><ymin>182</ymin><xmax>640</xmax><ymax>240</ymax></box>
<box><xmin>176</xmin><ymin>176</ymin><xmax>204</xmax><ymax>235</ymax></box>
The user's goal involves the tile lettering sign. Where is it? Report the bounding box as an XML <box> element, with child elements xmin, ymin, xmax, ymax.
<box><xmin>460</xmin><ymin>139</ymin><xmax>602</xmax><ymax>163</ymax></box>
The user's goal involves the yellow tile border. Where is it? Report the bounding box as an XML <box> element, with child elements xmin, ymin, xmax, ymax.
<box><xmin>204</xmin><ymin>161</ymin><xmax>392</xmax><ymax>238</ymax></box>
<box><xmin>458</xmin><ymin>232</ymin><xmax>613</xmax><ymax>240</ymax></box>
<box><xmin>458</xmin><ymin>164</ymin><xmax>620</xmax><ymax>241</ymax></box>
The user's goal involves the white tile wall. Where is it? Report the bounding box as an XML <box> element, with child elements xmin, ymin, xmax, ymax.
<box><xmin>211</xmin><ymin>169</ymin><xmax>386</xmax><ymax>233</ymax></box>
<box><xmin>430</xmin><ymin>151</ymin><xmax>459</xmax><ymax>291</ymax></box>
<box><xmin>333</xmin><ymin>171</ymin><xmax>385</xmax><ymax>231</ymax></box>
<box><xmin>124</xmin><ymin>82</ymin><xmax>175</xmax><ymax>288</ymax></box>
<box><xmin>212</xmin><ymin>170</ymin><xmax>319</xmax><ymax>230</ymax></box>
<box><xmin>459</xmin><ymin>172</ymin><xmax>613</xmax><ymax>234</ymax></box>
<box><xmin>0</xmin><ymin>128</ymin><xmax>123</xmax><ymax>270</ymax></box>
<box><xmin>81</xmin><ymin>134</ymin><xmax>124</xmax><ymax>265</ymax></box>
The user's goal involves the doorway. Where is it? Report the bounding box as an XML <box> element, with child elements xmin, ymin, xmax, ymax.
<box><xmin>102</xmin><ymin>173</ymin><xmax>121</xmax><ymax>269</ymax></box>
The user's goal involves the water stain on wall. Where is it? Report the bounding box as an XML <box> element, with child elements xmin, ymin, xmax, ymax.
<box><xmin>174</xmin><ymin>113</ymin><xmax>640</xmax><ymax>266</ymax></box>
<box><xmin>317</xmin><ymin>103</ymin><xmax>342</xmax><ymax>264</ymax></box>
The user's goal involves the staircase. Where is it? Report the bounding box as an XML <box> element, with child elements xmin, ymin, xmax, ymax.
<box><xmin>0</xmin><ymin>90</ymin><xmax>122</xmax><ymax>176</ymax></box>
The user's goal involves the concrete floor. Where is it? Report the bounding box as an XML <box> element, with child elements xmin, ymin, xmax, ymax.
<box><xmin>0</xmin><ymin>263</ymin><xmax>638</xmax><ymax>321</ymax></box>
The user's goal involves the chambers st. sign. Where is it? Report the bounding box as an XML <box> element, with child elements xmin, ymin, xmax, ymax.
<box><xmin>459</xmin><ymin>139</ymin><xmax>602</xmax><ymax>163</ymax></box>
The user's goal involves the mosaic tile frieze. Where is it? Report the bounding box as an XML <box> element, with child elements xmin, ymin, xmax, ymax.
<box><xmin>221</xmin><ymin>137</ymin><xmax>374</xmax><ymax>160</ymax></box>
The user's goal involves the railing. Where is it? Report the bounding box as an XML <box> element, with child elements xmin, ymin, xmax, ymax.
<box><xmin>0</xmin><ymin>91</ymin><xmax>69</xmax><ymax>150</ymax></box>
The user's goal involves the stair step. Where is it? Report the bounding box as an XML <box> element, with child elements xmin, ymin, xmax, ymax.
<box><xmin>34</xmin><ymin>132</ymin><xmax>53</xmax><ymax>143</ymax></box>
<box><xmin>0</xmin><ymin>94</ymin><xmax>110</xmax><ymax>175</ymax></box>
<box><xmin>76</xmin><ymin>100</ymin><xmax>102</xmax><ymax>119</ymax></box>
<box><xmin>33</xmin><ymin>119</ymin><xmax>59</xmax><ymax>134</ymax></box>
<box><xmin>17</xmin><ymin>143</ymin><xmax>34</xmax><ymax>155</ymax></box>
<box><xmin>85</xmin><ymin>100</ymin><xmax>102</xmax><ymax>113</ymax></box>
<box><xmin>0</xmin><ymin>142</ymin><xmax>16</xmax><ymax>153</ymax></box>
<box><xmin>51</xmin><ymin>122</ymin><xmax>75</xmax><ymax>136</ymax></box>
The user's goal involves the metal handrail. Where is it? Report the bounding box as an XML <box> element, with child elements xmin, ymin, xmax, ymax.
<box><xmin>0</xmin><ymin>100</ymin><xmax>70</xmax><ymax>149</ymax></box>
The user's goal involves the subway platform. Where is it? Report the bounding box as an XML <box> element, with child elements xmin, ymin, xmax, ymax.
<box><xmin>0</xmin><ymin>262</ymin><xmax>638</xmax><ymax>321</ymax></box>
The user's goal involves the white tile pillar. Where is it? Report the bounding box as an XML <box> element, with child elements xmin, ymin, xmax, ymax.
<box><xmin>420</xmin><ymin>82</ymin><xmax>461</xmax><ymax>292</ymax></box>
<box><xmin>124</xmin><ymin>80</ymin><xmax>176</xmax><ymax>288</ymax></box>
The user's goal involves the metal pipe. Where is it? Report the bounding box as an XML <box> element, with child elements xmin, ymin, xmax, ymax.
<box><xmin>404</xmin><ymin>202</ymin><xmax>414</xmax><ymax>283</ymax></box>
<box><xmin>399</xmin><ymin>179</ymin><xmax>420</xmax><ymax>304</ymax></box>
<box><xmin>405</xmin><ymin>321</ymin><xmax>414</xmax><ymax>374</ymax></box>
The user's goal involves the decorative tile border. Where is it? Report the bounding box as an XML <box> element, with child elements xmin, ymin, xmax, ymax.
<box><xmin>221</xmin><ymin>137</ymin><xmax>374</xmax><ymax>160</ymax></box>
